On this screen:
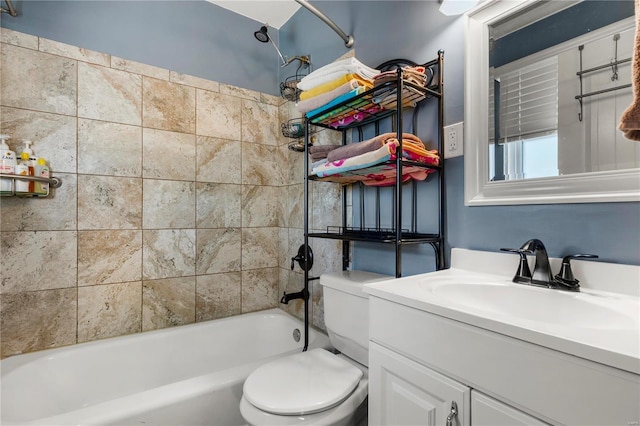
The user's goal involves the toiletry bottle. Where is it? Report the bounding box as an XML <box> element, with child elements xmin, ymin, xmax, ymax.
<box><xmin>0</xmin><ymin>134</ymin><xmax>16</xmax><ymax>195</ymax></box>
<box><xmin>15</xmin><ymin>141</ymin><xmax>36</xmax><ymax>195</ymax></box>
<box><xmin>35</xmin><ymin>157</ymin><xmax>50</xmax><ymax>196</ymax></box>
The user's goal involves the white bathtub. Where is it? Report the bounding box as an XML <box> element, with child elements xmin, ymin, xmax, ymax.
<box><xmin>1</xmin><ymin>308</ymin><xmax>330</xmax><ymax>425</ymax></box>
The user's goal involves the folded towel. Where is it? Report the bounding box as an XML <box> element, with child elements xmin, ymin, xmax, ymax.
<box><xmin>328</xmin><ymin>105</ymin><xmax>385</xmax><ymax>128</ymax></box>
<box><xmin>300</xmin><ymin>74</ymin><xmax>373</xmax><ymax>101</ymax></box>
<box><xmin>305</xmin><ymin>87</ymin><xmax>365</xmax><ymax>118</ymax></box>
<box><xmin>298</xmin><ymin>57</ymin><xmax>379</xmax><ymax>91</ymax></box>
<box><xmin>309</xmin><ymin>98</ymin><xmax>372</xmax><ymax>124</ymax></box>
<box><xmin>309</xmin><ymin>144</ymin><xmax>339</xmax><ymax>160</ymax></box>
<box><xmin>311</xmin><ymin>139</ymin><xmax>439</xmax><ymax>179</ymax></box>
<box><xmin>311</xmin><ymin>158</ymin><xmax>329</xmax><ymax>169</ymax></box>
<box><xmin>619</xmin><ymin>0</ymin><xmax>640</xmax><ymax>141</ymax></box>
<box><xmin>297</xmin><ymin>80</ymin><xmax>361</xmax><ymax>114</ymax></box>
<box><xmin>327</xmin><ymin>132</ymin><xmax>424</xmax><ymax>162</ymax></box>
<box><xmin>373</xmin><ymin>66</ymin><xmax>428</xmax><ymax>88</ymax></box>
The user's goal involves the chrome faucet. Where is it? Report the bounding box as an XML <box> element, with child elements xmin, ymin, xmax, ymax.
<box><xmin>501</xmin><ymin>239</ymin><xmax>598</xmax><ymax>292</ymax></box>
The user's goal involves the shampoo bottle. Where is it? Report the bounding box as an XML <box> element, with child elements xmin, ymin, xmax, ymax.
<box><xmin>15</xmin><ymin>141</ymin><xmax>36</xmax><ymax>194</ymax></box>
<box><xmin>0</xmin><ymin>134</ymin><xmax>16</xmax><ymax>195</ymax></box>
<box><xmin>35</xmin><ymin>157</ymin><xmax>50</xmax><ymax>195</ymax></box>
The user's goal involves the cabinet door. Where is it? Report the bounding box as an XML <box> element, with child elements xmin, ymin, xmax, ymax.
<box><xmin>471</xmin><ymin>390</ymin><xmax>551</xmax><ymax>426</ymax></box>
<box><xmin>369</xmin><ymin>342</ymin><xmax>470</xmax><ymax>426</ymax></box>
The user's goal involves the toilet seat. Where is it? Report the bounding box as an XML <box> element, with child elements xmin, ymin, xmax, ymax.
<box><xmin>243</xmin><ymin>348</ymin><xmax>363</xmax><ymax>415</ymax></box>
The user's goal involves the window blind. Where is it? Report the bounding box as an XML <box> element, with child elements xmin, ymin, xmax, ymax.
<box><xmin>489</xmin><ymin>56</ymin><xmax>558</xmax><ymax>144</ymax></box>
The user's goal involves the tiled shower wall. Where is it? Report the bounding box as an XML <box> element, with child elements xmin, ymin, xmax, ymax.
<box><xmin>0</xmin><ymin>28</ymin><xmax>342</xmax><ymax>358</ymax></box>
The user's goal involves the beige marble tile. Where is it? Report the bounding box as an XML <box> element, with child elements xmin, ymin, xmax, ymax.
<box><xmin>278</xmin><ymin>227</ymin><xmax>289</xmax><ymax>269</ymax></box>
<box><xmin>1</xmin><ymin>107</ymin><xmax>77</xmax><ymax>173</ymax></box>
<box><xmin>111</xmin><ymin>56</ymin><xmax>170</xmax><ymax>80</ymax></box>
<box><xmin>78</xmin><ymin>62</ymin><xmax>142</xmax><ymax>125</ymax></box>
<box><xmin>278</xmin><ymin>186</ymin><xmax>289</xmax><ymax>228</ymax></box>
<box><xmin>77</xmin><ymin>175</ymin><xmax>142</xmax><ymax>230</ymax></box>
<box><xmin>241</xmin><ymin>267</ymin><xmax>279</xmax><ymax>313</ymax></box>
<box><xmin>143</xmin><ymin>179</ymin><xmax>195</xmax><ymax>229</ymax></box>
<box><xmin>196</xmin><ymin>272</ymin><xmax>241</xmax><ymax>321</ymax></box>
<box><xmin>196</xmin><ymin>90</ymin><xmax>241</xmax><ymax>139</ymax></box>
<box><xmin>241</xmin><ymin>227</ymin><xmax>278</xmax><ymax>270</ymax></box>
<box><xmin>279</xmin><ymin>268</ymin><xmax>304</xmax><ymax>320</ymax></box>
<box><xmin>142</xmin><ymin>277</ymin><xmax>195</xmax><ymax>331</ymax></box>
<box><xmin>0</xmin><ymin>173</ymin><xmax>77</xmax><ymax>231</ymax></box>
<box><xmin>260</xmin><ymin>92</ymin><xmax>283</xmax><ymax>107</ymax></box>
<box><xmin>311</xmin><ymin>276</ymin><xmax>326</xmax><ymax>331</ymax></box>
<box><xmin>39</xmin><ymin>38</ymin><xmax>110</xmax><ymax>66</ymax></box>
<box><xmin>1</xmin><ymin>231</ymin><xmax>77</xmax><ymax>293</ymax></box>
<box><xmin>143</xmin><ymin>229</ymin><xmax>196</xmax><ymax>279</ymax></box>
<box><xmin>241</xmin><ymin>99</ymin><xmax>279</xmax><ymax>145</ymax></box>
<box><xmin>311</xmin><ymin>182</ymin><xmax>342</xmax><ymax>231</ymax></box>
<box><xmin>242</xmin><ymin>185</ymin><xmax>279</xmax><ymax>228</ymax></box>
<box><xmin>196</xmin><ymin>136</ymin><xmax>241</xmax><ymax>184</ymax></box>
<box><xmin>220</xmin><ymin>84</ymin><xmax>260</xmax><ymax>102</ymax></box>
<box><xmin>241</xmin><ymin>142</ymin><xmax>284</xmax><ymax>186</ymax></box>
<box><xmin>287</xmin><ymin>144</ymin><xmax>305</xmax><ymax>185</ymax></box>
<box><xmin>143</xmin><ymin>77</ymin><xmax>196</xmax><ymax>133</ymax></box>
<box><xmin>77</xmin><ymin>282</ymin><xmax>142</xmax><ymax>343</ymax></box>
<box><xmin>196</xmin><ymin>183</ymin><xmax>241</xmax><ymax>228</ymax></box>
<box><xmin>196</xmin><ymin>228</ymin><xmax>241</xmax><ymax>274</ymax></box>
<box><xmin>0</xmin><ymin>28</ymin><xmax>38</xmax><ymax>49</ymax></box>
<box><xmin>142</xmin><ymin>128</ymin><xmax>196</xmax><ymax>180</ymax></box>
<box><xmin>0</xmin><ymin>288</ymin><xmax>77</xmax><ymax>357</ymax></box>
<box><xmin>287</xmin><ymin>184</ymin><xmax>304</xmax><ymax>230</ymax></box>
<box><xmin>309</xmin><ymin>238</ymin><xmax>343</xmax><ymax>277</ymax></box>
<box><xmin>170</xmin><ymin>71</ymin><xmax>220</xmax><ymax>92</ymax></box>
<box><xmin>78</xmin><ymin>118</ymin><xmax>142</xmax><ymax>177</ymax></box>
<box><xmin>1</xmin><ymin>44</ymin><xmax>76</xmax><ymax>115</ymax></box>
<box><xmin>78</xmin><ymin>230</ymin><xmax>142</xmax><ymax>286</ymax></box>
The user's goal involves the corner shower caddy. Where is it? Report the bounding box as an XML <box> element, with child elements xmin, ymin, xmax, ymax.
<box><xmin>0</xmin><ymin>173</ymin><xmax>62</xmax><ymax>197</ymax></box>
<box><xmin>291</xmin><ymin>52</ymin><xmax>445</xmax><ymax>349</ymax></box>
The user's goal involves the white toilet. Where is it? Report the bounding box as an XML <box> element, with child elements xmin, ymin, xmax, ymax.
<box><xmin>240</xmin><ymin>270</ymin><xmax>392</xmax><ymax>425</ymax></box>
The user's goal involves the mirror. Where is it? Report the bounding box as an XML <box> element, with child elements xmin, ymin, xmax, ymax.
<box><xmin>464</xmin><ymin>0</ymin><xmax>640</xmax><ymax>205</ymax></box>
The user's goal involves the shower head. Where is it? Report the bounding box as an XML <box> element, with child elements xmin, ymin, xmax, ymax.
<box><xmin>254</xmin><ymin>25</ymin><xmax>270</xmax><ymax>43</ymax></box>
<box><xmin>254</xmin><ymin>24</ymin><xmax>287</xmax><ymax>66</ymax></box>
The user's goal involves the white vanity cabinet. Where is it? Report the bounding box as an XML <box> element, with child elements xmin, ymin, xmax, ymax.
<box><xmin>470</xmin><ymin>391</ymin><xmax>550</xmax><ymax>426</ymax></box>
<box><xmin>367</xmin><ymin>295</ymin><xmax>640</xmax><ymax>426</ymax></box>
<box><xmin>369</xmin><ymin>342</ymin><xmax>470</xmax><ymax>425</ymax></box>
<box><xmin>369</xmin><ymin>341</ymin><xmax>545</xmax><ymax>426</ymax></box>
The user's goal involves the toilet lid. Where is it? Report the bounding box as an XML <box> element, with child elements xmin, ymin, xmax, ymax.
<box><xmin>243</xmin><ymin>348</ymin><xmax>363</xmax><ymax>415</ymax></box>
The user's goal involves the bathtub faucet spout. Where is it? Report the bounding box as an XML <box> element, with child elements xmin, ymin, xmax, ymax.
<box><xmin>280</xmin><ymin>288</ymin><xmax>308</xmax><ymax>304</ymax></box>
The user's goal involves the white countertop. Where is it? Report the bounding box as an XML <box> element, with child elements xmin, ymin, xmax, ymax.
<box><xmin>364</xmin><ymin>249</ymin><xmax>640</xmax><ymax>375</ymax></box>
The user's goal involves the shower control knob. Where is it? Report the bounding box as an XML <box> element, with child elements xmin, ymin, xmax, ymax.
<box><xmin>290</xmin><ymin>244</ymin><xmax>314</xmax><ymax>272</ymax></box>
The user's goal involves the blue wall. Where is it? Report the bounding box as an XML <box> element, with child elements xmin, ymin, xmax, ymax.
<box><xmin>282</xmin><ymin>1</ymin><xmax>640</xmax><ymax>270</ymax></box>
<box><xmin>0</xmin><ymin>1</ymin><xmax>283</xmax><ymax>95</ymax></box>
<box><xmin>2</xmin><ymin>1</ymin><xmax>638</xmax><ymax>269</ymax></box>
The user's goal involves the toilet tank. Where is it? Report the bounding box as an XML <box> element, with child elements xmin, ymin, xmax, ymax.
<box><xmin>320</xmin><ymin>270</ymin><xmax>393</xmax><ymax>367</ymax></box>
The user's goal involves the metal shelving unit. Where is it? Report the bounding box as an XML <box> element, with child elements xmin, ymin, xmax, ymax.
<box><xmin>303</xmin><ymin>51</ymin><xmax>446</xmax><ymax>280</ymax></box>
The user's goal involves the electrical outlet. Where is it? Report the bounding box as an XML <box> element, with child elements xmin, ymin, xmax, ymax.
<box><xmin>444</xmin><ymin>122</ymin><xmax>464</xmax><ymax>159</ymax></box>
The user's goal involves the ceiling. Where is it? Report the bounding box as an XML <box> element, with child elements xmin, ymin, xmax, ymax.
<box><xmin>207</xmin><ymin>1</ymin><xmax>302</xmax><ymax>29</ymax></box>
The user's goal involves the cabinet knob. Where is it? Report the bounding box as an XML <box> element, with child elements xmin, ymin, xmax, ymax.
<box><xmin>446</xmin><ymin>400</ymin><xmax>458</xmax><ymax>426</ymax></box>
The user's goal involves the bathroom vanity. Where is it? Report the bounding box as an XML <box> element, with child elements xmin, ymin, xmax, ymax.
<box><xmin>365</xmin><ymin>248</ymin><xmax>640</xmax><ymax>426</ymax></box>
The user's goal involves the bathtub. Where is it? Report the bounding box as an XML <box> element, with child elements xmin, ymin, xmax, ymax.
<box><xmin>1</xmin><ymin>308</ymin><xmax>330</xmax><ymax>425</ymax></box>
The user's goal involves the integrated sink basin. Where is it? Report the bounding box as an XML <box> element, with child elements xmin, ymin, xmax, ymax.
<box><xmin>422</xmin><ymin>278</ymin><xmax>639</xmax><ymax>330</ymax></box>
<box><xmin>364</xmin><ymin>248</ymin><xmax>640</xmax><ymax>374</ymax></box>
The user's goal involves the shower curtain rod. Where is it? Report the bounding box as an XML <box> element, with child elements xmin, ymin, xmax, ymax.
<box><xmin>1</xmin><ymin>0</ymin><xmax>17</xmax><ymax>16</ymax></box>
<box><xmin>294</xmin><ymin>0</ymin><xmax>354</xmax><ymax>48</ymax></box>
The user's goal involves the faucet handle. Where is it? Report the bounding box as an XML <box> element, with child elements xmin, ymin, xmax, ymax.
<box><xmin>500</xmin><ymin>248</ymin><xmax>533</xmax><ymax>284</ymax></box>
<box><xmin>554</xmin><ymin>254</ymin><xmax>599</xmax><ymax>290</ymax></box>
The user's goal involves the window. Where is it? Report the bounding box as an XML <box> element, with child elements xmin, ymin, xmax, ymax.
<box><xmin>489</xmin><ymin>56</ymin><xmax>559</xmax><ymax>181</ymax></box>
